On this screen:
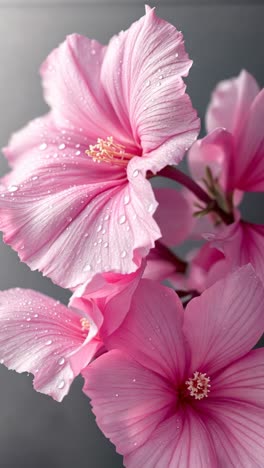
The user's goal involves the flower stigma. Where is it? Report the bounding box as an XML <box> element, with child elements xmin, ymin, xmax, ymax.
<box><xmin>86</xmin><ymin>137</ymin><xmax>134</xmax><ymax>167</ymax></box>
<box><xmin>185</xmin><ymin>371</ymin><xmax>211</xmax><ymax>400</ymax></box>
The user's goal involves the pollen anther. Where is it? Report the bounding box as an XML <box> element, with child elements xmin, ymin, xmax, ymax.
<box><xmin>80</xmin><ymin>317</ymin><xmax>90</xmax><ymax>332</ymax></box>
<box><xmin>185</xmin><ymin>371</ymin><xmax>211</xmax><ymax>400</ymax></box>
<box><xmin>86</xmin><ymin>136</ymin><xmax>134</xmax><ymax>167</ymax></box>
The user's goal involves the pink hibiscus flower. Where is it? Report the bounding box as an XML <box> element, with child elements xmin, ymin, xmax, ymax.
<box><xmin>84</xmin><ymin>265</ymin><xmax>264</xmax><ymax>467</ymax></box>
<box><xmin>0</xmin><ymin>267</ymin><xmax>142</xmax><ymax>401</ymax></box>
<box><xmin>0</xmin><ymin>6</ymin><xmax>199</xmax><ymax>289</ymax></box>
<box><xmin>187</xmin><ymin>70</ymin><xmax>264</xmax><ymax>285</ymax></box>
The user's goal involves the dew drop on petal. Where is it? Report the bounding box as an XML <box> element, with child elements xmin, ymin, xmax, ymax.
<box><xmin>57</xmin><ymin>380</ymin><xmax>65</xmax><ymax>389</ymax></box>
<box><xmin>58</xmin><ymin>357</ymin><xmax>65</xmax><ymax>366</ymax></box>
<box><xmin>146</xmin><ymin>80</ymin><xmax>151</xmax><ymax>87</ymax></box>
<box><xmin>46</xmin><ymin>339</ymin><xmax>52</xmax><ymax>345</ymax></box>
<box><xmin>133</xmin><ymin>169</ymin><xmax>139</xmax><ymax>178</ymax></box>
<box><xmin>83</xmin><ymin>264</ymin><xmax>91</xmax><ymax>272</ymax></box>
<box><xmin>124</xmin><ymin>195</ymin><xmax>130</xmax><ymax>205</ymax></box>
<box><xmin>8</xmin><ymin>185</ymin><xmax>19</xmax><ymax>193</ymax></box>
<box><xmin>39</xmin><ymin>143</ymin><xmax>47</xmax><ymax>151</ymax></box>
<box><xmin>148</xmin><ymin>203</ymin><xmax>154</xmax><ymax>213</ymax></box>
<box><xmin>58</xmin><ymin>143</ymin><xmax>66</xmax><ymax>150</ymax></box>
<box><xmin>121</xmin><ymin>250</ymin><xmax>127</xmax><ymax>258</ymax></box>
<box><xmin>119</xmin><ymin>215</ymin><xmax>126</xmax><ymax>225</ymax></box>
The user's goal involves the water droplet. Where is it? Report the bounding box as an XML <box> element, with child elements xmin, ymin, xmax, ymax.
<box><xmin>121</xmin><ymin>250</ymin><xmax>127</xmax><ymax>258</ymax></box>
<box><xmin>34</xmin><ymin>314</ymin><xmax>38</xmax><ymax>318</ymax></box>
<box><xmin>91</xmin><ymin>48</ymin><xmax>96</xmax><ymax>55</ymax></box>
<box><xmin>124</xmin><ymin>195</ymin><xmax>130</xmax><ymax>205</ymax></box>
<box><xmin>133</xmin><ymin>169</ymin><xmax>139</xmax><ymax>178</ymax></box>
<box><xmin>115</xmin><ymin>393</ymin><xmax>119</xmax><ymax>397</ymax></box>
<box><xmin>57</xmin><ymin>380</ymin><xmax>65</xmax><ymax>389</ymax></box>
<box><xmin>119</xmin><ymin>215</ymin><xmax>126</xmax><ymax>225</ymax></box>
<box><xmin>0</xmin><ymin>359</ymin><xmax>4</xmax><ymax>364</ymax></box>
<box><xmin>26</xmin><ymin>317</ymin><xmax>31</xmax><ymax>322</ymax></box>
<box><xmin>103</xmin><ymin>241</ymin><xmax>108</xmax><ymax>248</ymax></box>
<box><xmin>146</xmin><ymin>80</ymin><xmax>151</xmax><ymax>87</ymax></box>
<box><xmin>8</xmin><ymin>185</ymin><xmax>18</xmax><ymax>193</ymax></box>
<box><xmin>39</xmin><ymin>143</ymin><xmax>47</xmax><ymax>151</ymax></box>
<box><xmin>159</xmin><ymin>75</ymin><xmax>163</xmax><ymax>80</ymax></box>
<box><xmin>32</xmin><ymin>176</ymin><xmax>38</xmax><ymax>181</ymax></box>
<box><xmin>175</xmin><ymin>52</ymin><xmax>179</xmax><ymax>58</ymax></box>
<box><xmin>132</xmin><ymin>378</ymin><xmax>136</xmax><ymax>383</ymax></box>
<box><xmin>58</xmin><ymin>357</ymin><xmax>65</xmax><ymax>366</ymax></box>
<box><xmin>97</xmin><ymin>225</ymin><xmax>102</xmax><ymax>233</ymax></box>
<box><xmin>104</xmin><ymin>214</ymin><xmax>110</xmax><ymax>221</ymax></box>
<box><xmin>46</xmin><ymin>339</ymin><xmax>52</xmax><ymax>345</ymax></box>
<box><xmin>148</xmin><ymin>203</ymin><xmax>154</xmax><ymax>213</ymax></box>
<box><xmin>58</xmin><ymin>143</ymin><xmax>66</xmax><ymax>150</ymax></box>
<box><xmin>83</xmin><ymin>264</ymin><xmax>91</xmax><ymax>272</ymax></box>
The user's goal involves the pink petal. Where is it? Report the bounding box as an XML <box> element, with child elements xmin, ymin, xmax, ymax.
<box><xmin>0</xmin><ymin>289</ymin><xmax>96</xmax><ymax>401</ymax></box>
<box><xmin>71</xmin><ymin>263</ymin><xmax>144</xmax><ymax>337</ymax></box>
<box><xmin>211</xmin><ymin>220</ymin><xmax>264</xmax><ymax>285</ymax></box>
<box><xmin>105</xmin><ymin>279</ymin><xmax>187</xmax><ymax>382</ymax></box>
<box><xmin>188</xmin><ymin>128</ymin><xmax>234</xmax><ymax>192</ymax></box>
<box><xmin>40</xmin><ymin>35</ymin><xmax>129</xmax><ymax>145</ymax></box>
<box><xmin>83</xmin><ymin>349</ymin><xmax>176</xmax><ymax>456</ymax></box>
<box><xmin>101</xmin><ymin>6</ymin><xmax>200</xmax><ymax>174</ymax></box>
<box><xmin>186</xmin><ymin>243</ymin><xmax>225</xmax><ymax>292</ymax></box>
<box><xmin>125</xmin><ymin>410</ymin><xmax>217</xmax><ymax>468</ymax></box>
<box><xmin>205</xmin><ymin>354</ymin><xmax>264</xmax><ymax>468</ymax></box>
<box><xmin>183</xmin><ymin>265</ymin><xmax>264</xmax><ymax>376</ymax></box>
<box><xmin>2</xmin><ymin>113</ymin><xmax>57</xmax><ymax>168</ymax></box>
<box><xmin>234</xmin><ymin>89</ymin><xmax>264</xmax><ymax>191</ymax></box>
<box><xmin>144</xmin><ymin>251</ymin><xmax>177</xmax><ymax>282</ymax></box>
<box><xmin>212</xmin><ymin>348</ymin><xmax>264</xmax><ymax>404</ymax></box>
<box><xmin>153</xmin><ymin>188</ymin><xmax>194</xmax><ymax>246</ymax></box>
<box><xmin>0</xmin><ymin>136</ymin><xmax>160</xmax><ymax>289</ymax></box>
<box><xmin>206</xmin><ymin>70</ymin><xmax>260</xmax><ymax>136</ymax></box>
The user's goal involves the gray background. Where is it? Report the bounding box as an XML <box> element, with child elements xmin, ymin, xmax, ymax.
<box><xmin>0</xmin><ymin>0</ymin><xmax>263</xmax><ymax>467</ymax></box>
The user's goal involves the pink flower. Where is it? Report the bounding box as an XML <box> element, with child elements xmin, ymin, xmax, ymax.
<box><xmin>0</xmin><ymin>267</ymin><xmax>142</xmax><ymax>401</ymax></box>
<box><xmin>0</xmin><ymin>6</ymin><xmax>199</xmax><ymax>289</ymax></box>
<box><xmin>83</xmin><ymin>265</ymin><xmax>264</xmax><ymax>467</ymax></box>
<box><xmin>187</xmin><ymin>70</ymin><xmax>264</xmax><ymax>284</ymax></box>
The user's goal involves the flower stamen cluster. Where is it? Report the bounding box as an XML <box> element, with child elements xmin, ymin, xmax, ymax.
<box><xmin>86</xmin><ymin>137</ymin><xmax>134</xmax><ymax>167</ymax></box>
<box><xmin>185</xmin><ymin>371</ymin><xmax>211</xmax><ymax>400</ymax></box>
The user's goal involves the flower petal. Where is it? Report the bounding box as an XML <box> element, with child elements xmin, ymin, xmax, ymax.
<box><xmin>40</xmin><ymin>35</ymin><xmax>130</xmax><ymax>144</ymax></box>
<box><xmin>0</xmin><ymin>143</ymin><xmax>160</xmax><ymax>288</ymax></box>
<box><xmin>153</xmin><ymin>188</ymin><xmax>194</xmax><ymax>246</ymax></box>
<box><xmin>124</xmin><ymin>411</ymin><xmax>217</xmax><ymax>468</ymax></box>
<box><xmin>101</xmin><ymin>6</ymin><xmax>200</xmax><ymax>173</ymax></box>
<box><xmin>205</xmin><ymin>352</ymin><xmax>264</xmax><ymax>468</ymax></box>
<box><xmin>234</xmin><ymin>89</ymin><xmax>264</xmax><ymax>191</ymax></box>
<box><xmin>105</xmin><ymin>279</ymin><xmax>187</xmax><ymax>382</ymax></box>
<box><xmin>206</xmin><ymin>69</ymin><xmax>260</xmax><ymax>135</ymax></box>
<box><xmin>0</xmin><ymin>289</ymin><xmax>93</xmax><ymax>401</ymax></box>
<box><xmin>83</xmin><ymin>349</ymin><xmax>176</xmax><ymax>456</ymax></box>
<box><xmin>211</xmin><ymin>220</ymin><xmax>264</xmax><ymax>285</ymax></box>
<box><xmin>183</xmin><ymin>265</ymin><xmax>264</xmax><ymax>376</ymax></box>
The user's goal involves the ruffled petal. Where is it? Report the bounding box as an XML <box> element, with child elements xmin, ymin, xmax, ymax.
<box><xmin>83</xmin><ymin>349</ymin><xmax>176</xmax><ymax>456</ymax></box>
<box><xmin>125</xmin><ymin>409</ymin><xmax>217</xmax><ymax>468</ymax></box>
<box><xmin>40</xmin><ymin>34</ymin><xmax>129</xmax><ymax>144</ymax></box>
<box><xmin>206</xmin><ymin>69</ymin><xmax>260</xmax><ymax>135</ymax></box>
<box><xmin>211</xmin><ymin>220</ymin><xmax>264</xmax><ymax>285</ymax></box>
<box><xmin>105</xmin><ymin>279</ymin><xmax>187</xmax><ymax>382</ymax></box>
<box><xmin>101</xmin><ymin>6</ymin><xmax>200</xmax><ymax>173</ymax></box>
<box><xmin>0</xmin><ymin>289</ymin><xmax>96</xmax><ymax>401</ymax></box>
<box><xmin>234</xmin><ymin>89</ymin><xmax>264</xmax><ymax>191</ymax></box>
<box><xmin>183</xmin><ymin>265</ymin><xmax>264</xmax><ymax>376</ymax></box>
<box><xmin>153</xmin><ymin>188</ymin><xmax>194</xmax><ymax>246</ymax></box>
<box><xmin>0</xmin><ymin>138</ymin><xmax>160</xmax><ymax>288</ymax></box>
<box><xmin>71</xmin><ymin>263</ymin><xmax>144</xmax><ymax>337</ymax></box>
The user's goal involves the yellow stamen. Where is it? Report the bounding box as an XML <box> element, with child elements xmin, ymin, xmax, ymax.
<box><xmin>80</xmin><ymin>317</ymin><xmax>90</xmax><ymax>332</ymax></box>
<box><xmin>185</xmin><ymin>371</ymin><xmax>211</xmax><ymax>400</ymax></box>
<box><xmin>86</xmin><ymin>136</ymin><xmax>134</xmax><ymax>167</ymax></box>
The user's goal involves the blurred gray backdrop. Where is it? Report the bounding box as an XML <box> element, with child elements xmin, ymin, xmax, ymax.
<box><xmin>0</xmin><ymin>0</ymin><xmax>263</xmax><ymax>467</ymax></box>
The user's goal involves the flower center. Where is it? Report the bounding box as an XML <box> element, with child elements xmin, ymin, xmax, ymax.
<box><xmin>80</xmin><ymin>317</ymin><xmax>90</xmax><ymax>332</ymax></box>
<box><xmin>185</xmin><ymin>371</ymin><xmax>211</xmax><ymax>400</ymax></box>
<box><xmin>86</xmin><ymin>136</ymin><xmax>134</xmax><ymax>167</ymax></box>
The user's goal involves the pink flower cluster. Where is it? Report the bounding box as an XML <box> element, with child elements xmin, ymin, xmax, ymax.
<box><xmin>0</xmin><ymin>6</ymin><xmax>263</xmax><ymax>467</ymax></box>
